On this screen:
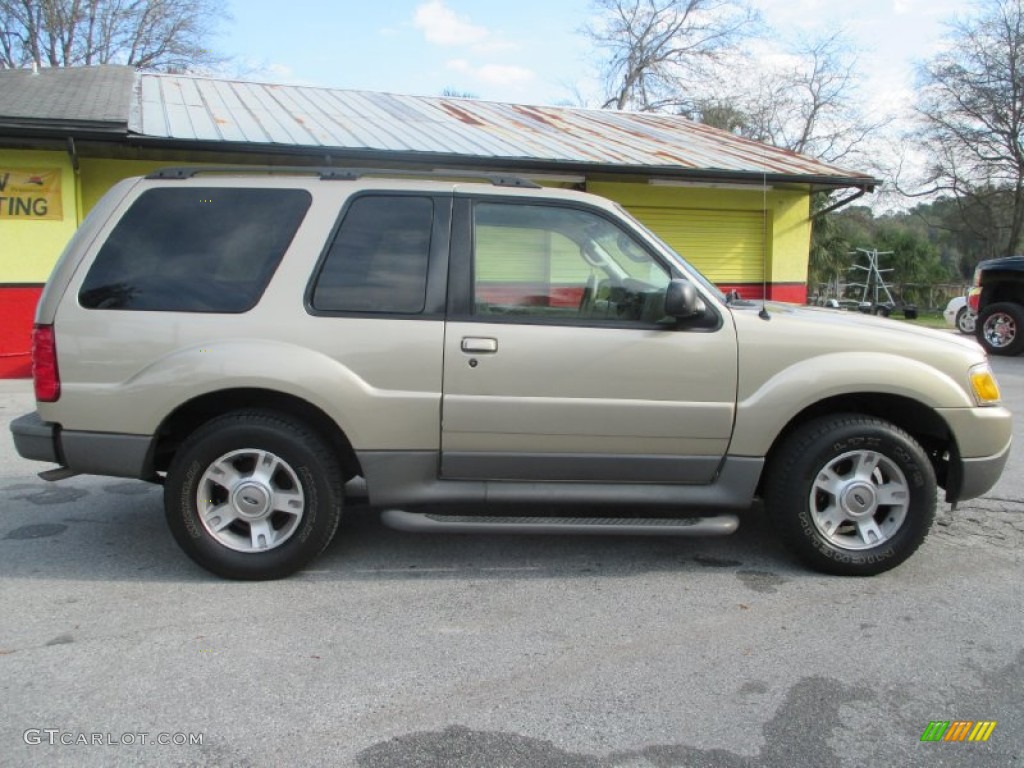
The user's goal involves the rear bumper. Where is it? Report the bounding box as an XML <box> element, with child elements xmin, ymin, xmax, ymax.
<box><xmin>10</xmin><ymin>411</ymin><xmax>152</xmax><ymax>479</ymax></box>
<box><xmin>10</xmin><ymin>412</ymin><xmax>59</xmax><ymax>463</ymax></box>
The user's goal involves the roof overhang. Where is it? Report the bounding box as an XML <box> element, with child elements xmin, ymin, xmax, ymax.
<box><xmin>0</xmin><ymin>118</ymin><xmax>127</xmax><ymax>141</ymax></box>
<box><xmin>122</xmin><ymin>133</ymin><xmax>880</xmax><ymax>192</ymax></box>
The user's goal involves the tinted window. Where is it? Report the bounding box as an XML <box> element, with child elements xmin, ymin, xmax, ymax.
<box><xmin>79</xmin><ymin>188</ymin><xmax>310</xmax><ymax>312</ymax></box>
<box><xmin>311</xmin><ymin>196</ymin><xmax>433</xmax><ymax>314</ymax></box>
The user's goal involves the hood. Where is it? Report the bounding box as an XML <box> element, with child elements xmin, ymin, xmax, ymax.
<box><xmin>749</xmin><ymin>302</ymin><xmax>982</xmax><ymax>353</ymax></box>
<box><xmin>727</xmin><ymin>302</ymin><xmax>989</xmax><ymax>398</ymax></box>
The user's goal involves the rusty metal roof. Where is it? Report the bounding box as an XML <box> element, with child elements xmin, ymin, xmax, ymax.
<box><xmin>131</xmin><ymin>73</ymin><xmax>876</xmax><ymax>190</ymax></box>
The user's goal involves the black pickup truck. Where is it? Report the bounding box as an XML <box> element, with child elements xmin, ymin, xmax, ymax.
<box><xmin>969</xmin><ymin>255</ymin><xmax>1024</xmax><ymax>356</ymax></box>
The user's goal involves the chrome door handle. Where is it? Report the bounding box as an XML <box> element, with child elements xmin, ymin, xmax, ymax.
<box><xmin>461</xmin><ymin>337</ymin><xmax>498</xmax><ymax>353</ymax></box>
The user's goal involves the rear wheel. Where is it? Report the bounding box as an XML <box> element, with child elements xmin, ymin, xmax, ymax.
<box><xmin>165</xmin><ymin>410</ymin><xmax>344</xmax><ymax>580</ymax></box>
<box><xmin>765</xmin><ymin>414</ymin><xmax>936</xmax><ymax>576</ymax></box>
<box><xmin>955</xmin><ymin>307</ymin><xmax>976</xmax><ymax>335</ymax></box>
<box><xmin>977</xmin><ymin>302</ymin><xmax>1024</xmax><ymax>356</ymax></box>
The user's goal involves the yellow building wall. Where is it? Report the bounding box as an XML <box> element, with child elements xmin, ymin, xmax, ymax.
<box><xmin>2</xmin><ymin>159</ymin><xmax>816</xmax><ymax>296</ymax></box>
<box><xmin>587</xmin><ymin>181</ymin><xmax>812</xmax><ymax>296</ymax></box>
<box><xmin>0</xmin><ymin>149</ymin><xmax>79</xmax><ymax>282</ymax></box>
<box><xmin>78</xmin><ymin>158</ymin><xmax>170</xmax><ymax>214</ymax></box>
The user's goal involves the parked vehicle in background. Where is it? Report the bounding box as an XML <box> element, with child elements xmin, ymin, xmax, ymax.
<box><xmin>8</xmin><ymin>167</ymin><xmax>1013</xmax><ymax>581</ymax></box>
<box><xmin>943</xmin><ymin>295</ymin><xmax>976</xmax><ymax>334</ymax></box>
<box><xmin>969</xmin><ymin>255</ymin><xmax>1024</xmax><ymax>355</ymax></box>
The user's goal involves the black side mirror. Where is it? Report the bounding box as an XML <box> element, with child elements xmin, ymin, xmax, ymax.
<box><xmin>664</xmin><ymin>279</ymin><xmax>700</xmax><ymax>319</ymax></box>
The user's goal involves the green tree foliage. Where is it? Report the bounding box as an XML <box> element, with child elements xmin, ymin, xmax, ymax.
<box><xmin>808</xmin><ymin>196</ymin><xmax>853</xmax><ymax>295</ymax></box>
<box><xmin>811</xmin><ymin>202</ymin><xmax>957</xmax><ymax>306</ymax></box>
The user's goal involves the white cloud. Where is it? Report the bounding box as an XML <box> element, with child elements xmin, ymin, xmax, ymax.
<box><xmin>476</xmin><ymin>64</ymin><xmax>535</xmax><ymax>86</ymax></box>
<box><xmin>414</xmin><ymin>1</ymin><xmax>489</xmax><ymax>47</ymax></box>
<box><xmin>473</xmin><ymin>39</ymin><xmax>519</xmax><ymax>55</ymax></box>
<box><xmin>446</xmin><ymin>59</ymin><xmax>535</xmax><ymax>87</ymax></box>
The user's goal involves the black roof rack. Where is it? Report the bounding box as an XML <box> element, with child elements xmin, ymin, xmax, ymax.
<box><xmin>145</xmin><ymin>165</ymin><xmax>542</xmax><ymax>188</ymax></box>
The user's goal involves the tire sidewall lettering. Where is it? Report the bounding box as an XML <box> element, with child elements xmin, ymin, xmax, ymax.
<box><xmin>766</xmin><ymin>414</ymin><xmax>937</xmax><ymax>576</ymax></box>
<box><xmin>182</xmin><ymin>459</ymin><xmax>205</xmax><ymax>540</ymax></box>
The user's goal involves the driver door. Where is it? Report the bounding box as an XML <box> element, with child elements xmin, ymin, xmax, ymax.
<box><xmin>440</xmin><ymin>197</ymin><xmax>738</xmax><ymax>484</ymax></box>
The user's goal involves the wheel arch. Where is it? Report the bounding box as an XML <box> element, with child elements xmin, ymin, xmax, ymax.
<box><xmin>981</xmin><ymin>276</ymin><xmax>1024</xmax><ymax>306</ymax></box>
<box><xmin>150</xmin><ymin>388</ymin><xmax>361</xmax><ymax>480</ymax></box>
<box><xmin>759</xmin><ymin>393</ymin><xmax>956</xmax><ymax>496</ymax></box>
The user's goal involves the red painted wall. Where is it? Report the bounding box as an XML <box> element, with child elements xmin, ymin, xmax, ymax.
<box><xmin>0</xmin><ymin>285</ymin><xmax>42</xmax><ymax>378</ymax></box>
<box><xmin>717</xmin><ymin>282</ymin><xmax>807</xmax><ymax>304</ymax></box>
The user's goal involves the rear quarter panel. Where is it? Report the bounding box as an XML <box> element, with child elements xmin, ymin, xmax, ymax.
<box><xmin>40</xmin><ymin>178</ymin><xmax>445</xmax><ymax>452</ymax></box>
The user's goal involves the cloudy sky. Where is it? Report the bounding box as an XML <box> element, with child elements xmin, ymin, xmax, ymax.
<box><xmin>221</xmin><ymin>0</ymin><xmax>967</xmax><ymax>108</ymax></box>
<box><xmin>217</xmin><ymin>0</ymin><xmax>970</xmax><ymax>198</ymax></box>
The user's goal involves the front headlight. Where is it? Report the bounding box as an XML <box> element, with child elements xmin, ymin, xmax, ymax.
<box><xmin>969</xmin><ymin>363</ymin><xmax>1002</xmax><ymax>405</ymax></box>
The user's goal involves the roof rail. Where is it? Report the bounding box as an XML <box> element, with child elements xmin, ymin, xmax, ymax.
<box><xmin>145</xmin><ymin>165</ymin><xmax>542</xmax><ymax>188</ymax></box>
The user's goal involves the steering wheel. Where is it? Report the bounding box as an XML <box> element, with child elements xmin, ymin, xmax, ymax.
<box><xmin>578</xmin><ymin>273</ymin><xmax>599</xmax><ymax>315</ymax></box>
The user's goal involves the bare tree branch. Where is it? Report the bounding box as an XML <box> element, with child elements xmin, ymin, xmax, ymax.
<box><xmin>584</xmin><ymin>0</ymin><xmax>760</xmax><ymax>112</ymax></box>
<box><xmin>912</xmin><ymin>0</ymin><xmax>1024</xmax><ymax>257</ymax></box>
<box><xmin>0</xmin><ymin>0</ymin><xmax>225</xmax><ymax>71</ymax></box>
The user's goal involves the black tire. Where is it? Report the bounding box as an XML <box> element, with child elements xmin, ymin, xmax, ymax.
<box><xmin>977</xmin><ymin>301</ymin><xmax>1024</xmax><ymax>356</ymax></box>
<box><xmin>955</xmin><ymin>307</ymin><xmax>975</xmax><ymax>335</ymax></box>
<box><xmin>764</xmin><ymin>414</ymin><xmax>936</xmax><ymax>576</ymax></box>
<box><xmin>165</xmin><ymin>409</ymin><xmax>344</xmax><ymax>580</ymax></box>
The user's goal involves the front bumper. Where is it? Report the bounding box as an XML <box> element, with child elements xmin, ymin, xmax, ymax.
<box><xmin>938</xmin><ymin>405</ymin><xmax>1013</xmax><ymax>503</ymax></box>
<box><xmin>10</xmin><ymin>411</ymin><xmax>152</xmax><ymax>479</ymax></box>
<box><xmin>950</xmin><ymin>438</ymin><xmax>1012</xmax><ymax>503</ymax></box>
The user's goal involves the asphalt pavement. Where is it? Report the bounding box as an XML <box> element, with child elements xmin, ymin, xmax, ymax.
<box><xmin>0</xmin><ymin>353</ymin><xmax>1021</xmax><ymax>767</ymax></box>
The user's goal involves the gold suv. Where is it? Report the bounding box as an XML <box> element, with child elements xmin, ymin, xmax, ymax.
<box><xmin>10</xmin><ymin>168</ymin><xmax>1012</xmax><ymax>579</ymax></box>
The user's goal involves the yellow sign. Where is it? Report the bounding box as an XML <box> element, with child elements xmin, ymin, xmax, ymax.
<box><xmin>0</xmin><ymin>169</ymin><xmax>63</xmax><ymax>221</ymax></box>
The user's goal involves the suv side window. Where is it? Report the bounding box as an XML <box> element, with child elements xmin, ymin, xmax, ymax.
<box><xmin>79</xmin><ymin>188</ymin><xmax>311</xmax><ymax>312</ymax></box>
<box><xmin>311</xmin><ymin>195</ymin><xmax>433</xmax><ymax>314</ymax></box>
<box><xmin>473</xmin><ymin>202</ymin><xmax>672</xmax><ymax>324</ymax></box>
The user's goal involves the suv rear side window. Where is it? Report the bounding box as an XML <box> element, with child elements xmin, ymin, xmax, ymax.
<box><xmin>79</xmin><ymin>188</ymin><xmax>311</xmax><ymax>312</ymax></box>
<box><xmin>310</xmin><ymin>195</ymin><xmax>433</xmax><ymax>314</ymax></box>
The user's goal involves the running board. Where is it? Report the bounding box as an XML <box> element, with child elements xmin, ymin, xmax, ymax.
<box><xmin>380</xmin><ymin>509</ymin><xmax>739</xmax><ymax>537</ymax></box>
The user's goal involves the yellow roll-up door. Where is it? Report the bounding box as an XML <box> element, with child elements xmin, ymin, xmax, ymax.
<box><xmin>628</xmin><ymin>207</ymin><xmax>767</xmax><ymax>284</ymax></box>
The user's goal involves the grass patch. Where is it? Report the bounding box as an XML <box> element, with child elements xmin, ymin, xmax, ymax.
<box><xmin>894</xmin><ymin>311</ymin><xmax>948</xmax><ymax>329</ymax></box>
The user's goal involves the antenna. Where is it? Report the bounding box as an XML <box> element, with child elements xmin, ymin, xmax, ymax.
<box><xmin>759</xmin><ymin>140</ymin><xmax>770</xmax><ymax>321</ymax></box>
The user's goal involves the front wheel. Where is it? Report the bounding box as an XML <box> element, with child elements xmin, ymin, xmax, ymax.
<box><xmin>977</xmin><ymin>302</ymin><xmax>1024</xmax><ymax>355</ymax></box>
<box><xmin>165</xmin><ymin>410</ymin><xmax>344</xmax><ymax>580</ymax></box>
<box><xmin>765</xmin><ymin>414</ymin><xmax>936</xmax><ymax>576</ymax></box>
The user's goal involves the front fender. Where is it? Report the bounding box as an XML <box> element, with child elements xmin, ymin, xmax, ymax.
<box><xmin>729</xmin><ymin>352</ymin><xmax>972</xmax><ymax>457</ymax></box>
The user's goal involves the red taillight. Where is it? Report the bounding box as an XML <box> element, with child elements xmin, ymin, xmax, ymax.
<box><xmin>967</xmin><ymin>287</ymin><xmax>981</xmax><ymax>313</ymax></box>
<box><xmin>32</xmin><ymin>324</ymin><xmax>60</xmax><ymax>402</ymax></box>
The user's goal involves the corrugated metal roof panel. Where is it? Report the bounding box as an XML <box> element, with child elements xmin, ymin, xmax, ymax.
<box><xmin>131</xmin><ymin>73</ymin><xmax>876</xmax><ymax>186</ymax></box>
